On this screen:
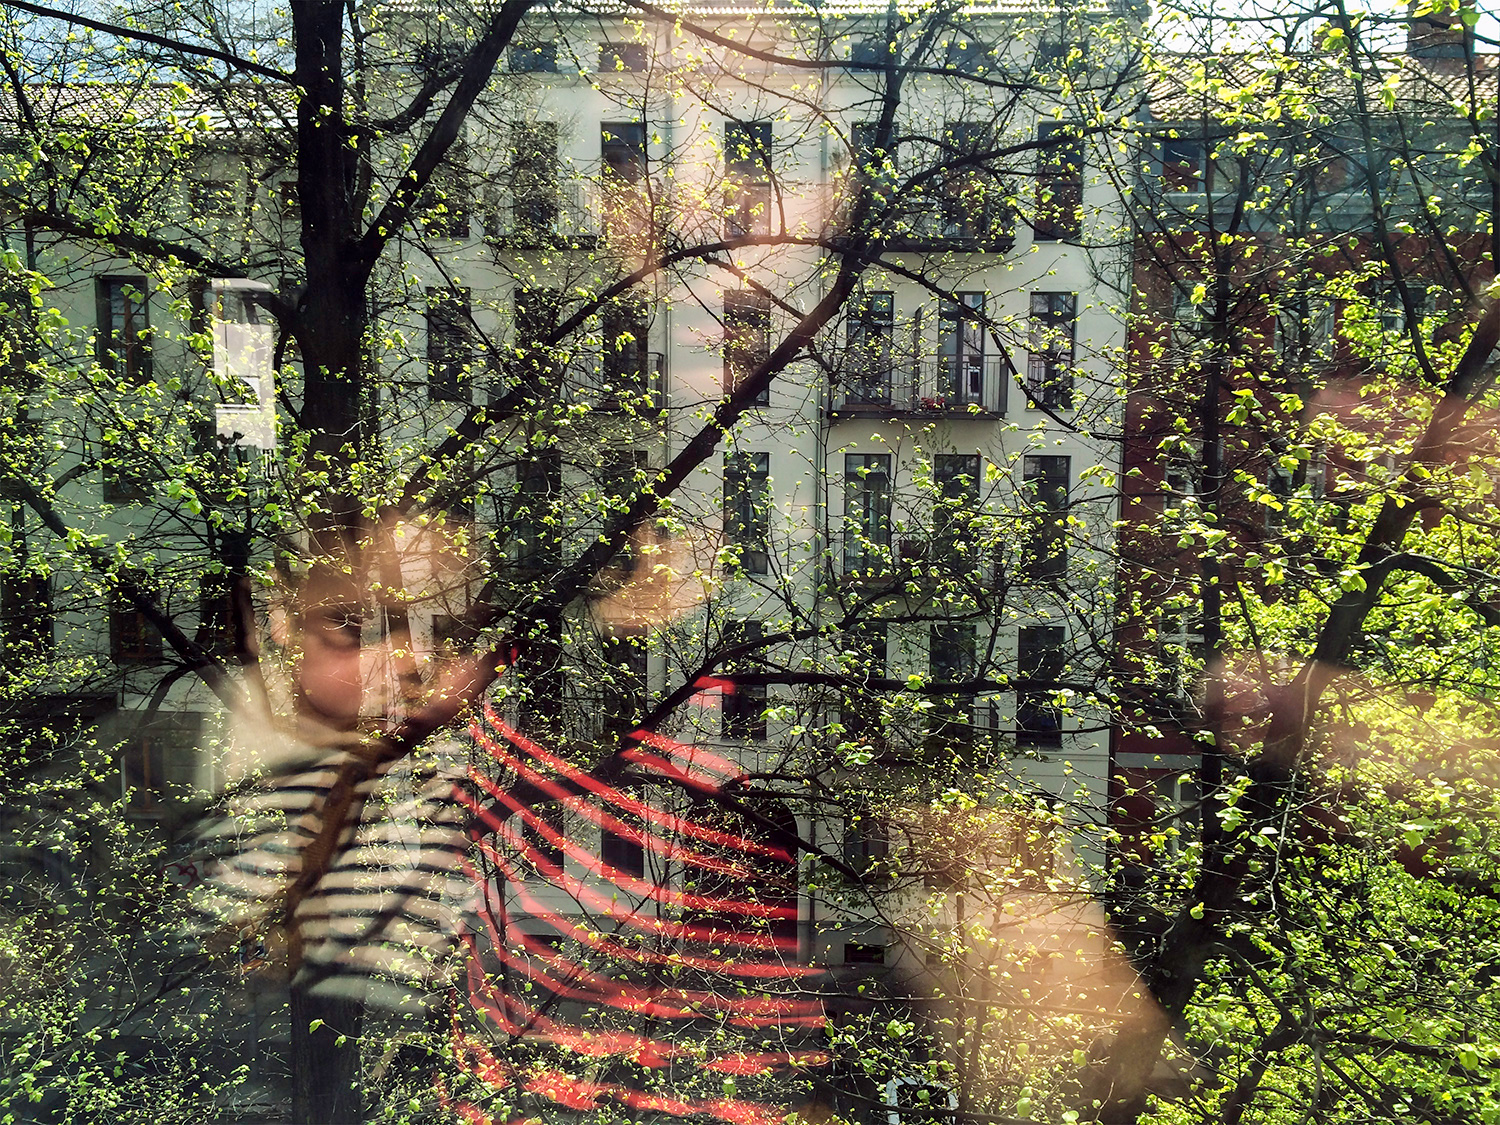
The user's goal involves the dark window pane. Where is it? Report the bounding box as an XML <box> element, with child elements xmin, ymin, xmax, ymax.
<box><xmin>523</xmin><ymin>800</ymin><xmax>565</xmax><ymax>877</ymax></box>
<box><xmin>601</xmin><ymin>122</ymin><xmax>647</xmax><ymax>183</ymax></box>
<box><xmin>1017</xmin><ymin>625</ymin><xmax>1065</xmax><ymax>747</ymax></box>
<box><xmin>512</xmin><ymin>44</ymin><xmax>558</xmax><ymax>73</ymax></box>
<box><xmin>510</xmin><ymin>122</ymin><xmax>558</xmax><ymax>234</ymax></box>
<box><xmin>724</xmin><ymin>451</ymin><xmax>770</xmax><ymax>574</ymax></box>
<box><xmin>938</xmin><ymin>293</ymin><xmax>985</xmax><ymax>404</ymax></box>
<box><xmin>427</xmin><ymin>286</ymin><xmax>473</xmax><ymax>402</ymax></box>
<box><xmin>110</xmin><ymin>573</ymin><xmax>162</xmax><ymax>664</ymax></box>
<box><xmin>723</xmin><ymin>290</ymin><xmax>771</xmax><ymax>404</ymax></box>
<box><xmin>515</xmin><ymin>450</ymin><xmax>562</xmax><ymax>571</ymax></box>
<box><xmin>843</xmin><ymin>453</ymin><xmax>891</xmax><ymax>576</ymax></box>
<box><xmin>600</xmin><ymin>42</ymin><xmax>647</xmax><ymax>72</ymax></box>
<box><xmin>0</xmin><ymin>575</ymin><xmax>51</xmax><ymax>657</ymax></box>
<box><xmin>96</xmin><ymin>276</ymin><xmax>152</xmax><ymax>383</ymax></box>
<box><xmin>1035</xmin><ymin>123</ymin><xmax>1083</xmax><ymax>241</ymax></box>
<box><xmin>1027</xmin><ymin>291</ymin><xmax>1076</xmax><ymax>409</ymax></box>
<box><xmin>721</xmin><ymin>619</ymin><xmax>767</xmax><ymax>741</ymax></box>
<box><xmin>600</xmin><ymin>294</ymin><xmax>650</xmax><ymax>387</ymax></box>
<box><xmin>1022</xmin><ymin>454</ymin><xmax>1069</xmax><ymax>581</ymax></box>
<box><xmin>846</xmin><ymin>290</ymin><xmax>894</xmax><ymax>404</ymax></box>
<box><xmin>514</xmin><ymin>287</ymin><xmax>560</xmax><ymax>388</ymax></box>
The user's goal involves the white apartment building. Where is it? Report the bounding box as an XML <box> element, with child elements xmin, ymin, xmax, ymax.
<box><xmin>0</xmin><ymin>2</ymin><xmax>1135</xmax><ymax>1118</ymax></box>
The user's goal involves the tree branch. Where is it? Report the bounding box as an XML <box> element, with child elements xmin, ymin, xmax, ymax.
<box><xmin>0</xmin><ymin>0</ymin><xmax>290</xmax><ymax>81</ymax></box>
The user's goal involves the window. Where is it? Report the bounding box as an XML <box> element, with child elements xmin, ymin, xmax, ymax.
<box><xmin>103</xmin><ymin>458</ymin><xmax>150</xmax><ymax>504</ymax></box>
<box><xmin>1022</xmin><ymin>455</ymin><xmax>1069</xmax><ymax>581</ymax></box>
<box><xmin>514</xmin><ymin>287</ymin><xmax>559</xmax><ymax>386</ymax></box>
<box><xmin>928</xmin><ymin>623</ymin><xmax>975</xmax><ymax>755</ymax></box>
<box><xmin>1017</xmin><ymin>625</ymin><xmax>1064</xmax><ymax>747</ymax></box>
<box><xmin>600</xmin><ymin>294</ymin><xmax>650</xmax><ymax>388</ymax></box>
<box><xmin>110</xmin><ymin>575</ymin><xmax>163</xmax><ymax>664</ymax></box>
<box><xmin>1027</xmin><ymin>292</ymin><xmax>1076</xmax><ymax>408</ymax></box>
<box><xmin>515</xmin><ymin>450</ymin><xmax>562</xmax><ymax>571</ymax></box>
<box><xmin>602</xmin><ymin>632</ymin><xmax>647</xmax><ymax>738</ymax></box>
<box><xmin>427</xmin><ymin>286</ymin><xmax>473</xmax><ymax>402</ymax></box>
<box><xmin>601</xmin><ymin>122</ymin><xmax>647</xmax><ymax>184</ymax></box>
<box><xmin>1161</xmin><ymin>137</ymin><xmax>1205</xmax><ymax>190</ymax></box>
<box><xmin>721</xmin><ymin>619</ymin><xmax>767</xmax><ymax>741</ymax></box>
<box><xmin>939</xmin><ymin>121</ymin><xmax>994</xmax><ymax>240</ymax></box>
<box><xmin>725</xmin><ymin>120</ymin><xmax>773</xmax><ymax>237</ymax></box>
<box><xmin>1265</xmin><ymin>460</ymin><xmax>1294</xmax><ymax>530</ymax></box>
<box><xmin>938</xmin><ymin>293</ymin><xmax>985</xmax><ymax>406</ymax></box>
<box><xmin>1159</xmin><ymin>134</ymin><xmax>1237</xmax><ymax>194</ymax></box>
<box><xmin>0</xmin><ymin>575</ymin><xmax>51</xmax><ymax>657</ymax></box>
<box><xmin>844</xmin><ymin>453</ymin><xmax>892</xmax><ymax>576</ymax></box>
<box><xmin>600</xmin><ymin>41</ymin><xmax>647</xmax><ymax>72</ymax></box>
<box><xmin>846</xmin><ymin>290</ymin><xmax>895</xmax><ymax>405</ymax></box>
<box><xmin>849</xmin><ymin>36</ymin><xmax>889</xmax><ymax>67</ymax></box>
<box><xmin>933</xmin><ymin>453</ymin><xmax>979</xmax><ymax>563</ymax></box>
<box><xmin>522</xmin><ymin>800</ymin><xmax>565</xmax><ymax>877</ymax></box>
<box><xmin>518</xmin><ymin>617</ymin><xmax>564</xmax><ymax>735</ymax></box>
<box><xmin>724</xmin><ymin>451</ymin><xmax>770</xmax><ymax>575</ymax></box>
<box><xmin>942</xmin><ymin>24</ymin><xmax>992</xmax><ymax>73</ymax></box>
<box><xmin>843</xmin><ymin>810</ymin><xmax>890</xmax><ymax>880</ymax></box>
<box><xmin>420</xmin><ymin>147</ymin><xmax>473</xmax><ymax>238</ymax></box>
<box><xmin>96</xmin><ymin>276</ymin><xmax>152</xmax><ymax>383</ymax></box>
<box><xmin>121</xmin><ymin>714</ymin><xmax>202</xmax><ymax>817</ymax></box>
<box><xmin>600</xmin><ymin>789</ymin><xmax>646</xmax><ymax>878</ymax></box>
<box><xmin>723</xmin><ymin>290</ymin><xmax>771</xmax><ymax>405</ymax></box>
<box><xmin>843</xmin><ymin>941</ymin><xmax>887</xmax><ymax>965</ymax></box>
<box><xmin>850</xmin><ymin>121</ymin><xmax>895</xmax><ymax>207</ymax></box>
<box><xmin>840</xmin><ymin>621</ymin><xmax>888</xmax><ymax>742</ymax></box>
<box><xmin>512</xmin><ymin>44</ymin><xmax>558</xmax><ymax>73</ymax></box>
<box><xmin>1273</xmin><ymin>294</ymin><xmax>1337</xmax><ymax>365</ymax></box>
<box><xmin>510</xmin><ymin>122</ymin><xmax>558</xmax><ymax>235</ymax></box>
<box><xmin>1154</xmin><ymin>771</ymin><xmax>1201</xmax><ymax>854</ymax></box>
<box><xmin>886</xmin><ymin>1078</ymin><xmax>958</xmax><ymax>1125</ymax></box>
<box><xmin>600</xmin><ymin>449</ymin><xmax>648</xmax><ymax>573</ymax></box>
<box><xmin>273</xmin><ymin>179</ymin><xmax>300</xmax><ymax>218</ymax></box>
<box><xmin>1035</xmin><ymin>123</ymin><xmax>1083</xmax><ymax>241</ymax></box>
<box><xmin>189</xmin><ymin>179</ymin><xmax>233</xmax><ymax>217</ymax></box>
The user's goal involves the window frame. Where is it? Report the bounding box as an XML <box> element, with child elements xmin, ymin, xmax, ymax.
<box><xmin>843</xmin><ymin>452</ymin><xmax>893</xmax><ymax>576</ymax></box>
<box><xmin>426</xmin><ymin>285</ymin><xmax>474</xmax><ymax>403</ymax></box>
<box><xmin>1034</xmin><ymin>122</ymin><xmax>1083</xmax><ymax>242</ymax></box>
<box><xmin>723</xmin><ymin>289</ymin><xmax>772</xmax><ymax>405</ymax></box>
<box><xmin>723</xmin><ymin>450</ymin><xmax>771</xmax><ymax>575</ymax></box>
<box><xmin>96</xmin><ymin>275</ymin><xmax>152</xmax><ymax>384</ymax></box>
<box><xmin>1027</xmin><ymin>291</ymin><xmax>1077</xmax><ymax>409</ymax></box>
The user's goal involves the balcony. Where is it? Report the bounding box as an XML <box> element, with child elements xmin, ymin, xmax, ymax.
<box><xmin>573</xmin><ymin>351</ymin><xmax>666</xmax><ymax>414</ymax></box>
<box><xmin>832</xmin><ymin>355</ymin><xmax>1007</xmax><ymax>417</ymax></box>
<box><xmin>882</xmin><ymin>194</ymin><xmax>1015</xmax><ymax>252</ymax></box>
<box><xmin>485</xmin><ymin>180</ymin><xmax>598</xmax><ymax>246</ymax></box>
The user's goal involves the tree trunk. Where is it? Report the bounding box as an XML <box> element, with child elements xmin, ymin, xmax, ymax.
<box><xmin>290</xmin><ymin>986</ymin><xmax>366</xmax><ymax>1125</ymax></box>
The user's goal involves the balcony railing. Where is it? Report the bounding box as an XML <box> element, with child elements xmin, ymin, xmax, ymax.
<box><xmin>883</xmin><ymin>195</ymin><xmax>1015</xmax><ymax>252</ymax></box>
<box><xmin>486</xmin><ymin>180</ymin><xmax>598</xmax><ymax>244</ymax></box>
<box><xmin>574</xmin><ymin>350</ymin><xmax>666</xmax><ymax>413</ymax></box>
<box><xmin>833</xmin><ymin>355</ymin><xmax>1007</xmax><ymax>417</ymax></box>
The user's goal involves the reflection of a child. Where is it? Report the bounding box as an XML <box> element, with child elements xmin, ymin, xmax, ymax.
<box><xmin>199</xmin><ymin>517</ymin><xmax>491</xmax><ymax>1009</ymax></box>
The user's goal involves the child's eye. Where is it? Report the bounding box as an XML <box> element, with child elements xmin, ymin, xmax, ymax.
<box><xmin>309</xmin><ymin>607</ymin><xmax>363</xmax><ymax>650</ymax></box>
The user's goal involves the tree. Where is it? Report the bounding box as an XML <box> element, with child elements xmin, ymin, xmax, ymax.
<box><xmin>0</xmin><ymin>1</ymin><xmax>1139</xmax><ymax>1123</ymax></box>
<box><xmin>1083</xmin><ymin>1</ymin><xmax>1500</xmax><ymax>1120</ymax></box>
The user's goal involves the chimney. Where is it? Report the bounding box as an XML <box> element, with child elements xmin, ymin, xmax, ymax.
<box><xmin>1408</xmin><ymin>1</ymin><xmax>1474</xmax><ymax>61</ymax></box>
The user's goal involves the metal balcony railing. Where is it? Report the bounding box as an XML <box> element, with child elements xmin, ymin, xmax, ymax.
<box><xmin>486</xmin><ymin>180</ymin><xmax>597</xmax><ymax>243</ymax></box>
<box><xmin>575</xmin><ymin>350</ymin><xmax>666</xmax><ymax>413</ymax></box>
<box><xmin>833</xmin><ymin>355</ymin><xmax>1007</xmax><ymax>416</ymax></box>
<box><xmin>883</xmin><ymin>196</ymin><xmax>1015</xmax><ymax>252</ymax></box>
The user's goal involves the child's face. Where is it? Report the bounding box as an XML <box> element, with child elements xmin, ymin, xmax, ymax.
<box><xmin>288</xmin><ymin>521</ymin><xmax>483</xmax><ymax>733</ymax></box>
